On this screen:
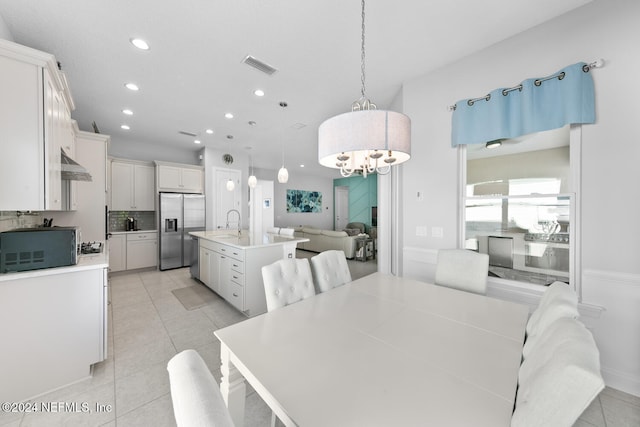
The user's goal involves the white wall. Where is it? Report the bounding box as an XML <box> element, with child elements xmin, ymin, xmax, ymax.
<box><xmin>109</xmin><ymin>137</ymin><xmax>200</xmax><ymax>165</ymax></box>
<box><xmin>400</xmin><ymin>0</ymin><xmax>640</xmax><ymax>396</ymax></box>
<box><xmin>252</xmin><ymin>167</ymin><xmax>335</xmax><ymax>230</ymax></box>
<box><xmin>0</xmin><ymin>13</ymin><xmax>14</xmax><ymax>41</ymax></box>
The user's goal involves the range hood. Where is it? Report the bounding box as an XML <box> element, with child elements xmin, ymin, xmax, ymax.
<box><xmin>61</xmin><ymin>149</ymin><xmax>92</xmax><ymax>181</ymax></box>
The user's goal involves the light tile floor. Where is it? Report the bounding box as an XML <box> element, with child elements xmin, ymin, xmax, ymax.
<box><xmin>1</xmin><ymin>252</ymin><xmax>638</xmax><ymax>427</ymax></box>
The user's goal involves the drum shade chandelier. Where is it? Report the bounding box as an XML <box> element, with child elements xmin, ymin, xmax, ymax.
<box><xmin>318</xmin><ymin>0</ymin><xmax>411</xmax><ymax>177</ymax></box>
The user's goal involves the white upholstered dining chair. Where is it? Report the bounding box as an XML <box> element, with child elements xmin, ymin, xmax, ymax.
<box><xmin>261</xmin><ymin>258</ymin><xmax>316</xmax><ymax>312</ymax></box>
<box><xmin>522</xmin><ymin>281</ymin><xmax>579</xmax><ymax>359</ymax></box>
<box><xmin>310</xmin><ymin>250</ymin><xmax>352</xmax><ymax>293</ymax></box>
<box><xmin>279</xmin><ymin>227</ymin><xmax>295</xmax><ymax>237</ymax></box>
<box><xmin>167</xmin><ymin>349</ymin><xmax>234</xmax><ymax>427</ymax></box>
<box><xmin>434</xmin><ymin>249</ymin><xmax>489</xmax><ymax>295</ymax></box>
<box><xmin>266</xmin><ymin>226</ymin><xmax>280</xmax><ymax>234</ymax></box>
<box><xmin>512</xmin><ymin>317</ymin><xmax>604</xmax><ymax>427</ymax></box>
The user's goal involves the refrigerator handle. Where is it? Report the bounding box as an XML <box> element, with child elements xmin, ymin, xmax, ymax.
<box><xmin>165</xmin><ymin>218</ymin><xmax>178</xmax><ymax>232</ymax></box>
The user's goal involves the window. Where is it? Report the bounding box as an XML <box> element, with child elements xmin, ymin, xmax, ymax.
<box><xmin>462</xmin><ymin>125</ymin><xmax>580</xmax><ymax>288</ymax></box>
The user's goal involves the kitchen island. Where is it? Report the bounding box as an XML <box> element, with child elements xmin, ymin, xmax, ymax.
<box><xmin>190</xmin><ymin>231</ymin><xmax>308</xmax><ymax>317</ymax></box>
<box><xmin>0</xmin><ymin>248</ymin><xmax>109</xmax><ymax>402</ymax></box>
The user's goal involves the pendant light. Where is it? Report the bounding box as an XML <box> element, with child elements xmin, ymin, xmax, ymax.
<box><xmin>277</xmin><ymin>101</ymin><xmax>289</xmax><ymax>184</ymax></box>
<box><xmin>248</xmin><ymin>155</ymin><xmax>257</xmax><ymax>189</ymax></box>
<box><xmin>318</xmin><ymin>0</ymin><xmax>411</xmax><ymax>177</ymax></box>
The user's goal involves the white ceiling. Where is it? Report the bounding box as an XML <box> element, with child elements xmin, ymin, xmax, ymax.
<box><xmin>0</xmin><ymin>0</ymin><xmax>591</xmax><ymax>178</ymax></box>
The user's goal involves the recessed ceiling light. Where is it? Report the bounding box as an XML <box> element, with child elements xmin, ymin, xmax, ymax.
<box><xmin>225</xmin><ymin>113</ymin><xmax>234</xmax><ymax>119</ymax></box>
<box><xmin>194</xmin><ymin>140</ymin><xmax>201</xmax><ymax>144</ymax></box>
<box><xmin>121</xmin><ymin>125</ymin><xmax>130</xmax><ymax>130</ymax></box>
<box><xmin>122</xmin><ymin>109</ymin><xmax>133</xmax><ymax>115</ymax></box>
<box><xmin>130</xmin><ymin>38</ymin><xmax>150</xmax><ymax>50</ymax></box>
<box><xmin>254</xmin><ymin>89</ymin><xmax>265</xmax><ymax>97</ymax></box>
<box><xmin>300</xmin><ymin>164</ymin><xmax>305</xmax><ymax>168</ymax></box>
<box><xmin>125</xmin><ymin>83</ymin><xmax>139</xmax><ymax>91</ymax></box>
<box><xmin>205</xmin><ymin>129</ymin><xmax>214</xmax><ymax>134</ymax></box>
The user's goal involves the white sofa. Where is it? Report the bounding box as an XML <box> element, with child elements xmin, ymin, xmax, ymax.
<box><xmin>293</xmin><ymin>227</ymin><xmax>358</xmax><ymax>258</ymax></box>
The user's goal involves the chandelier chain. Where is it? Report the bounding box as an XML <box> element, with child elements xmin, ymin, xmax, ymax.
<box><xmin>360</xmin><ymin>0</ymin><xmax>366</xmax><ymax>99</ymax></box>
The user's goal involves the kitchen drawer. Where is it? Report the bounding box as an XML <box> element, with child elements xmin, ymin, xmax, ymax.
<box><xmin>226</xmin><ymin>281</ymin><xmax>244</xmax><ymax>311</ymax></box>
<box><xmin>126</xmin><ymin>232</ymin><xmax>157</xmax><ymax>241</ymax></box>
<box><xmin>230</xmin><ymin>270</ymin><xmax>244</xmax><ymax>286</ymax></box>
<box><xmin>229</xmin><ymin>259</ymin><xmax>244</xmax><ymax>274</ymax></box>
<box><xmin>218</xmin><ymin>244</ymin><xmax>244</xmax><ymax>261</ymax></box>
<box><xmin>200</xmin><ymin>239</ymin><xmax>222</xmax><ymax>253</ymax></box>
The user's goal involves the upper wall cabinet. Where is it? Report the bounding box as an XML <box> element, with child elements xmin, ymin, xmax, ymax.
<box><xmin>0</xmin><ymin>39</ymin><xmax>75</xmax><ymax>211</ymax></box>
<box><xmin>155</xmin><ymin>161</ymin><xmax>203</xmax><ymax>194</ymax></box>
<box><xmin>110</xmin><ymin>159</ymin><xmax>155</xmax><ymax>211</ymax></box>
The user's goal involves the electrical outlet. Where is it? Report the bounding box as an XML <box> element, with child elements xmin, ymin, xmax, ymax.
<box><xmin>416</xmin><ymin>226</ymin><xmax>428</xmax><ymax>237</ymax></box>
<box><xmin>432</xmin><ymin>227</ymin><xmax>444</xmax><ymax>238</ymax></box>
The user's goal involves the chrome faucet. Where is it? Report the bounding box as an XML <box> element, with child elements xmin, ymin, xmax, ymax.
<box><xmin>225</xmin><ymin>209</ymin><xmax>241</xmax><ymax>236</ymax></box>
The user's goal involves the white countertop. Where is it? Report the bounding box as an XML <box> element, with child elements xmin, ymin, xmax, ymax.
<box><xmin>110</xmin><ymin>229</ymin><xmax>157</xmax><ymax>235</ymax></box>
<box><xmin>0</xmin><ymin>243</ymin><xmax>109</xmax><ymax>283</ymax></box>
<box><xmin>190</xmin><ymin>230</ymin><xmax>308</xmax><ymax>250</ymax></box>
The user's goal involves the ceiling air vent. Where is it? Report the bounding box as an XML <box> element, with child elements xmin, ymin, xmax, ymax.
<box><xmin>178</xmin><ymin>130</ymin><xmax>198</xmax><ymax>137</ymax></box>
<box><xmin>242</xmin><ymin>55</ymin><xmax>278</xmax><ymax>76</ymax></box>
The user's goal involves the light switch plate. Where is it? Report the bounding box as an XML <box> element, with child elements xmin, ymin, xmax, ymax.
<box><xmin>432</xmin><ymin>227</ymin><xmax>444</xmax><ymax>238</ymax></box>
<box><xmin>416</xmin><ymin>226</ymin><xmax>428</xmax><ymax>237</ymax></box>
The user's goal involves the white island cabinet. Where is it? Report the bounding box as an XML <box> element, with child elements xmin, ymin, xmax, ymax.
<box><xmin>193</xmin><ymin>231</ymin><xmax>308</xmax><ymax>317</ymax></box>
<box><xmin>0</xmin><ymin>252</ymin><xmax>109</xmax><ymax>403</ymax></box>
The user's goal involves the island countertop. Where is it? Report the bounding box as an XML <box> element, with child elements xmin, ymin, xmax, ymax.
<box><xmin>190</xmin><ymin>230</ymin><xmax>308</xmax><ymax>250</ymax></box>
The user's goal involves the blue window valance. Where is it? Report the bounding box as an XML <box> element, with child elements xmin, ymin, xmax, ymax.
<box><xmin>451</xmin><ymin>62</ymin><xmax>595</xmax><ymax>147</ymax></box>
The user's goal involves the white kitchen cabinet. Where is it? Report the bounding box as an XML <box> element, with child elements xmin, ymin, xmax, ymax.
<box><xmin>0</xmin><ymin>266</ymin><xmax>107</xmax><ymax>402</ymax></box>
<box><xmin>0</xmin><ymin>39</ymin><xmax>74</xmax><ymax>211</ymax></box>
<box><xmin>199</xmin><ymin>246</ymin><xmax>212</xmax><ymax>290</ymax></box>
<box><xmin>108</xmin><ymin>234</ymin><xmax>127</xmax><ymax>272</ymax></box>
<box><xmin>197</xmin><ymin>236</ymin><xmax>283</xmax><ymax>317</ymax></box>
<box><xmin>126</xmin><ymin>232</ymin><xmax>158</xmax><ymax>270</ymax></box>
<box><xmin>199</xmin><ymin>239</ymin><xmax>222</xmax><ymax>294</ymax></box>
<box><xmin>156</xmin><ymin>161</ymin><xmax>204</xmax><ymax>193</ymax></box>
<box><xmin>110</xmin><ymin>159</ymin><xmax>155</xmax><ymax>211</ymax></box>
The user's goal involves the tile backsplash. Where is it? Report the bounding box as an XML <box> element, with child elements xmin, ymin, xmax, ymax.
<box><xmin>0</xmin><ymin>211</ymin><xmax>44</xmax><ymax>232</ymax></box>
<box><xmin>109</xmin><ymin>211</ymin><xmax>156</xmax><ymax>232</ymax></box>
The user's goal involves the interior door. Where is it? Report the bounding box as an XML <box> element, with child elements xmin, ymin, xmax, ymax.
<box><xmin>215</xmin><ymin>169</ymin><xmax>241</xmax><ymax>230</ymax></box>
<box><xmin>335</xmin><ymin>186</ymin><xmax>349</xmax><ymax>230</ymax></box>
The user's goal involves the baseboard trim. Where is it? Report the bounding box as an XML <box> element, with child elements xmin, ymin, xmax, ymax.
<box><xmin>601</xmin><ymin>365</ymin><xmax>640</xmax><ymax>398</ymax></box>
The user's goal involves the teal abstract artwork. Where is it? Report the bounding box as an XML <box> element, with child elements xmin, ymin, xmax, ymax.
<box><xmin>286</xmin><ymin>189</ymin><xmax>322</xmax><ymax>213</ymax></box>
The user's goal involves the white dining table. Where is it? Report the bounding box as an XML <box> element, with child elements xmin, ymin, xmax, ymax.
<box><xmin>214</xmin><ymin>272</ymin><xmax>529</xmax><ymax>427</ymax></box>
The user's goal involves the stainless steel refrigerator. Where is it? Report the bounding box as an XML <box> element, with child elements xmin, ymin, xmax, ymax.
<box><xmin>159</xmin><ymin>192</ymin><xmax>205</xmax><ymax>270</ymax></box>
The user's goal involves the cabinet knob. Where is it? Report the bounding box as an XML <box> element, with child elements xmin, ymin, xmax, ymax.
<box><xmin>233</xmin><ymin>293</ymin><xmax>238</xmax><ymax>297</ymax></box>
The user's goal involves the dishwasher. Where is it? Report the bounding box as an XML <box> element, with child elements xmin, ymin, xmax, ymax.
<box><xmin>189</xmin><ymin>236</ymin><xmax>200</xmax><ymax>280</ymax></box>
